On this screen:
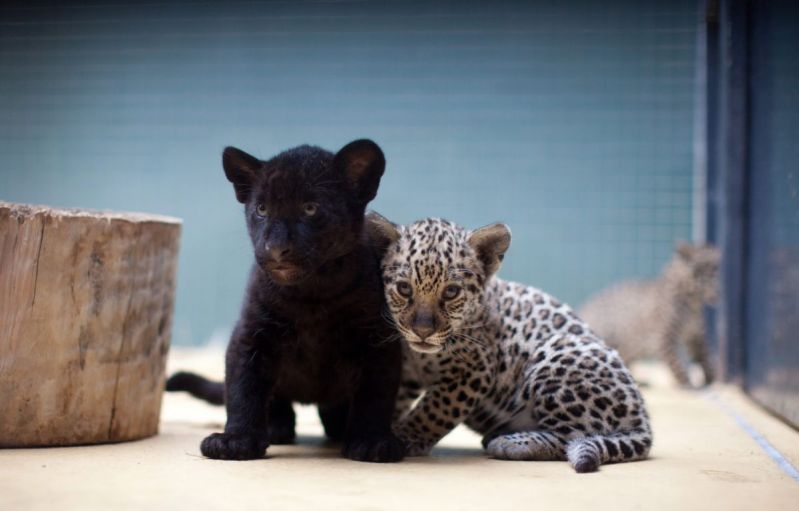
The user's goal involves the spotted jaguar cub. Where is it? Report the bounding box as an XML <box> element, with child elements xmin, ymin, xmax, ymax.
<box><xmin>369</xmin><ymin>215</ymin><xmax>652</xmax><ymax>473</ymax></box>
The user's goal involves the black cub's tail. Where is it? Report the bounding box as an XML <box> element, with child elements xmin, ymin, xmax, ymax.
<box><xmin>165</xmin><ymin>371</ymin><xmax>224</xmax><ymax>405</ymax></box>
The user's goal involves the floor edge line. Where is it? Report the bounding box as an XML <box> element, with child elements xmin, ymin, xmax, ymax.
<box><xmin>704</xmin><ymin>390</ymin><xmax>799</xmax><ymax>484</ymax></box>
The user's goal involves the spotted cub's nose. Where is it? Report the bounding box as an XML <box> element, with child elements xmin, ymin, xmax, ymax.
<box><xmin>411</xmin><ymin>308</ymin><xmax>439</xmax><ymax>340</ymax></box>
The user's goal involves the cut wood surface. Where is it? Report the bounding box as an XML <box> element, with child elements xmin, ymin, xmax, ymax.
<box><xmin>0</xmin><ymin>201</ymin><xmax>181</xmax><ymax>446</ymax></box>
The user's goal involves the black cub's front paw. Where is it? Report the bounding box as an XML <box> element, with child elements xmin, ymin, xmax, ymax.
<box><xmin>200</xmin><ymin>432</ymin><xmax>268</xmax><ymax>460</ymax></box>
<box><xmin>342</xmin><ymin>432</ymin><xmax>405</xmax><ymax>463</ymax></box>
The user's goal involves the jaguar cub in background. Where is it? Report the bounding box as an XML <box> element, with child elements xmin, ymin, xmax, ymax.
<box><xmin>579</xmin><ymin>243</ymin><xmax>719</xmax><ymax>387</ymax></box>
<box><xmin>369</xmin><ymin>215</ymin><xmax>652</xmax><ymax>473</ymax></box>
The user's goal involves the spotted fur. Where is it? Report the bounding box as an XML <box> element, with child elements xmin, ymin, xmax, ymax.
<box><xmin>579</xmin><ymin>243</ymin><xmax>719</xmax><ymax>387</ymax></box>
<box><xmin>370</xmin><ymin>215</ymin><xmax>652</xmax><ymax>473</ymax></box>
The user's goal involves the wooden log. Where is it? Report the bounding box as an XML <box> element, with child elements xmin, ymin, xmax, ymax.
<box><xmin>0</xmin><ymin>201</ymin><xmax>181</xmax><ymax>446</ymax></box>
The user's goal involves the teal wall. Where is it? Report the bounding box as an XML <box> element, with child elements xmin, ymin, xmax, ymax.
<box><xmin>0</xmin><ymin>1</ymin><xmax>697</xmax><ymax>345</ymax></box>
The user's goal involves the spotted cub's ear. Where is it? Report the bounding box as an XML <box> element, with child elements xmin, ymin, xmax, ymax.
<box><xmin>468</xmin><ymin>223</ymin><xmax>511</xmax><ymax>277</ymax></box>
<box><xmin>333</xmin><ymin>139</ymin><xmax>386</xmax><ymax>205</ymax></box>
<box><xmin>365</xmin><ymin>211</ymin><xmax>401</xmax><ymax>253</ymax></box>
<box><xmin>222</xmin><ymin>146</ymin><xmax>262</xmax><ymax>204</ymax></box>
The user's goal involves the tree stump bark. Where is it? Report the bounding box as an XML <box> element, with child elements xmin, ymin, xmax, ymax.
<box><xmin>0</xmin><ymin>201</ymin><xmax>181</xmax><ymax>446</ymax></box>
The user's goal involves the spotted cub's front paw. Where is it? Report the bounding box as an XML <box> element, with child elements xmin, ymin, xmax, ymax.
<box><xmin>200</xmin><ymin>432</ymin><xmax>269</xmax><ymax>460</ymax></box>
<box><xmin>393</xmin><ymin>427</ymin><xmax>433</xmax><ymax>456</ymax></box>
<box><xmin>343</xmin><ymin>432</ymin><xmax>405</xmax><ymax>463</ymax></box>
<box><xmin>403</xmin><ymin>439</ymin><xmax>433</xmax><ymax>457</ymax></box>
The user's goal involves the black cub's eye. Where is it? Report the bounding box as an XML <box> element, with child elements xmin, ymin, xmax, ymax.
<box><xmin>256</xmin><ymin>203</ymin><xmax>267</xmax><ymax>217</ymax></box>
<box><xmin>396</xmin><ymin>281</ymin><xmax>413</xmax><ymax>298</ymax></box>
<box><xmin>443</xmin><ymin>284</ymin><xmax>461</xmax><ymax>300</ymax></box>
<box><xmin>303</xmin><ymin>202</ymin><xmax>318</xmax><ymax>217</ymax></box>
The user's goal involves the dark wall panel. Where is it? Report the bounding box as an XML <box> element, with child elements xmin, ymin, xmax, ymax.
<box><xmin>745</xmin><ymin>0</ymin><xmax>799</xmax><ymax>426</ymax></box>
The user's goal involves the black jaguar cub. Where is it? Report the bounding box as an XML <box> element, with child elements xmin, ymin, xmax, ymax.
<box><xmin>194</xmin><ymin>140</ymin><xmax>404</xmax><ymax>463</ymax></box>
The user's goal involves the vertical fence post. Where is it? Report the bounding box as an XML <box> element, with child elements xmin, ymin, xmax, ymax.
<box><xmin>699</xmin><ymin>0</ymin><xmax>721</xmax><ymax>361</ymax></box>
<box><xmin>713</xmin><ymin>0</ymin><xmax>750</xmax><ymax>384</ymax></box>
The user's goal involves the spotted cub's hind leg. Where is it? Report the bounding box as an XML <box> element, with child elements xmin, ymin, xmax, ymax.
<box><xmin>487</xmin><ymin>428</ymin><xmax>652</xmax><ymax>473</ymax></box>
<box><xmin>485</xmin><ymin>430</ymin><xmax>567</xmax><ymax>462</ymax></box>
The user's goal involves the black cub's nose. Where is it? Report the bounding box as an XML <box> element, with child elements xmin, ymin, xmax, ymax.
<box><xmin>265</xmin><ymin>243</ymin><xmax>292</xmax><ymax>262</ymax></box>
<box><xmin>411</xmin><ymin>309</ymin><xmax>438</xmax><ymax>340</ymax></box>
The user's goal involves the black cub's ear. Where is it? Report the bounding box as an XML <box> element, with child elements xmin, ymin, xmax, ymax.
<box><xmin>365</xmin><ymin>210</ymin><xmax>401</xmax><ymax>253</ymax></box>
<box><xmin>333</xmin><ymin>139</ymin><xmax>386</xmax><ymax>204</ymax></box>
<box><xmin>467</xmin><ymin>223</ymin><xmax>511</xmax><ymax>278</ymax></box>
<box><xmin>222</xmin><ymin>146</ymin><xmax>262</xmax><ymax>203</ymax></box>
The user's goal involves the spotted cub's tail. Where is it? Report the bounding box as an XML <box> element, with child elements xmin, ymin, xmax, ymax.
<box><xmin>566</xmin><ymin>428</ymin><xmax>652</xmax><ymax>473</ymax></box>
<box><xmin>165</xmin><ymin>371</ymin><xmax>224</xmax><ymax>405</ymax></box>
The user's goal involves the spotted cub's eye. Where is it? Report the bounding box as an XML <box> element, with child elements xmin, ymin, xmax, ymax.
<box><xmin>396</xmin><ymin>281</ymin><xmax>413</xmax><ymax>298</ymax></box>
<box><xmin>256</xmin><ymin>203</ymin><xmax>267</xmax><ymax>217</ymax></box>
<box><xmin>443</xmin><ymin>284</ymin><xmax>461</xmax><ymax>300</ymax></box>
<box><xmin>303</xmin><ymin>202</ymin><xmax>318</xmax><ymax>217</ymax></box>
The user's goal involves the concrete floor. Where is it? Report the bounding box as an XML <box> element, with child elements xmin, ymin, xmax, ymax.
<box><xmin>2</xmin><ymin>346</ymin><xmax>798</xmax><ymax>510</ymax></box>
